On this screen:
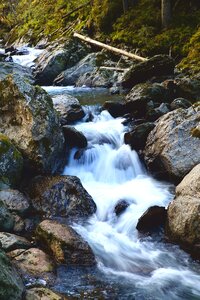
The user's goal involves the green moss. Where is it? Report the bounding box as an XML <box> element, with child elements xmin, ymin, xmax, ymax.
<box><xmin>0</xmin><ymin>134</ymin><xmax>12</xmax><ymax>156</ymax></box>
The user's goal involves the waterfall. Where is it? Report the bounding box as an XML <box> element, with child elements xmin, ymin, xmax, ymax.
<box><xmin>63</xmin><ymin>107</ymin><xmax>200</xmax><ymax>299</ymax></box>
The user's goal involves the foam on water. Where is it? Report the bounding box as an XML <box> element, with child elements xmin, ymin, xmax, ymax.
<box><xmin>63</xmin><ymin>107</ymin><xmax>200</xmax><ymax>298</ymax></box>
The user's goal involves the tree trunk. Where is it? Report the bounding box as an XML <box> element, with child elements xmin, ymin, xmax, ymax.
<box><xmin>122</xmin><ymin>0</ymin><xmax>129</xmax><ymax>12</ymax></box>
<box><xmin>161</xmin><ymin>0</ymin><xmax>172</xmax><ymax>28</ymax></box>
<box><xmin>73</xmin><ymin>32</ymin><xmax>148</xmax><ymax>62</ymax></box>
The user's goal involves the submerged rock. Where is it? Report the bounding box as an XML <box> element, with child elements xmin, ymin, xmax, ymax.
<box><xmin>0</xmin><ymin>63</ymin><xmax>65</xmax><ymax>175</ymax></box>
<box><xmin>144</xmin><ymin>105</ymin><xmax>200</xmax><ymax>181</ymax></box>
<box><xmin>114</xmin><ymin>200</ymin><xmax>129</xmax><ymax>216</ymax></box>
<box><xmin>0</xmin><ymin>134</ymin><xmax>23</xmax><ymax>188</ymax></box>
<box><xmin>0</xmin><ymin>249</ymin><xmax>24</xmax><ymax>300</ymax></box>
<box><xmin>52</xmin><ymin>94</ymin><xmax>85</xmax><ymax>125</ymax></box>
<box><xmin>36</xmin><ymin>220</ymin><xmax>96</xmax><ymax>266</ymax></box>
<box><xmin>28</xmin><ymin>175</ymin><xmax>96</xmax><ymax>220</ymax></box>
<box><xmin>166</xmin><ymin>164</ymin><xmax>200</xmax><ymax>258</ymax></box>
<box><xmin>136</xmin><ymin>206</ymin><xmax>167</xmax><ymax>233</ymax></box>
<box><xmin>121</xmin><ymin>55</ymin><xmax>175</xmax><ymax>89</ymax></box>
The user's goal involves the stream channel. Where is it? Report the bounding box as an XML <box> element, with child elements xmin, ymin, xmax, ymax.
<box><xmin>11</xmin><ymin>49</ymin><xmax>200</xmax><ymax>299</ymax></box>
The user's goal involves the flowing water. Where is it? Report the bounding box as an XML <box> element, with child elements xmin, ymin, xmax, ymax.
<box><xmin>10</xmin><ymin>48</ymin><xmax>200</xmax><ymax>299</ymax></box>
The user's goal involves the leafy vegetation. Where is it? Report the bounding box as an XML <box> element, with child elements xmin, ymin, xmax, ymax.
<box><xmin>0</xmin><ymin>0</ymin><xmax>200</xmax><ymax>73</ymax></box>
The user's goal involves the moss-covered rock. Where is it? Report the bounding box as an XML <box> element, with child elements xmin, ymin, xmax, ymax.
<box><xmin>36</xmin><ymin>220</ymin><xmax>96</xmax><ymax>266</ymax></box>
<box><xmin>0</xmin><ymin>134</ymin><xmax>23</xmax><ymax>188</ymax></box>
<box><xmin>0</xmin><ymin>249</ymin><xmax>24</xmax><ymax>300</ymax></box>
<box><xmin>0</xmin><ymin>63</ymin><xmax>65</xmax><ymax>175</ymax></box>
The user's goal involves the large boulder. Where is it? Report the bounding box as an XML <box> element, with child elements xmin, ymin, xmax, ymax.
<box><xmin>0</xmin><ymin>134</ymin><xmax>23</xmax><ymax>188</ymax></box>
<box><xmin>166</xmin><ymin>164</ymin><xmax>200</xmax><ymax>258</ymax></box>
<box><xmin>0</xmin><ymin>63</ymin><xmax>65</xmax><ymax>174</ymax></box>
<box><xmin>34</xmin><ymin>39</ymin><xmax>90</xmax><ymax>85</ymax></box>
<box><xmin>54</xmin><ymin>52</ymin><xmax>98</xmax><ymax>86</ymax></box>
<box><xmin>28</xmin><ymin>175</ymin><xmax>96</xmax><ymax>220</ymax></box>
<box><xmin>52</xmin><ymin>94</ymin><xmax>85</xmax><ymax>125</ymax></box>
<box><xmin>121</xmin><ymin>55</ymin><xmax>175</xmax><ymax>89</ymax></box>
<box><xmin>0</xmin><ymin>249</ymin><xmax>24</xmax><ymax>300</ymax></box>
<box><xmin>144</xmin><ymin>105</ymin><xmax>200</xmax><ymax>181</ymax></box>
<box><xmin>36</xmin><ymin>220</ymin><xmax>96</xmax><ymax>266</ymax></box>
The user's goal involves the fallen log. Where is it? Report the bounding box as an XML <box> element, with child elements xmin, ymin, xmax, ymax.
<box><xmin>99</xmin><ymin>66</ymin><xmax>129</xmax><ymax>72</ymax></box>
<box><xmin>73</xmin><ymin>33</ymin><xmax>148</xmax><ymax>62</ymax></box>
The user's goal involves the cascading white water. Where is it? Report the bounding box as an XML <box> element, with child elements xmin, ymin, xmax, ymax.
<box><xmin>11</xmin><ymin>48</ymin><xmax>200</xmax><ymax>299</ymax></box>
<box><xmin>63</xmin><ymin>106</ymin><xmax>200</xmax><ymax>299</ymax></box>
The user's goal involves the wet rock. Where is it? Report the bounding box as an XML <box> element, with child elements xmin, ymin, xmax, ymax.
<box><xmin>54</xmin><ymin>52</ymin><xmax>98</xmax><ymax>86</ymax></box>
<box><xmin>0</xmin><ymin>134</ymin><xmax>23</xmax><ymax>188</ymax></box>
<box><xmin>146</xmin><ymin>103</ymin><xmax>170</xmax><ymax>121</ymax></box>
<box><xmin>103</xmin><ymin>101</ymin><xmax>127</xmax><ymax>118</ymax></box>
<box><xmin>36</xmin><ymin>220</ymin><xmax>96</xmax><ymax>266</ymax></box>
<box><xmin>0</xmin><ymin>63</ymin><xmax>65</xmax><ymax>174</ymax></box>
<box><xmin>121</xmin><ymin>55</ymin><xmax>175</xmax><ymax>89</ymax></box>
<box><xmin>0</xmin><ymin>249</ymin><xmax>24</xmax><ymax>300</ymax></box>
<box><xmin>0</xmin><ymin>189</ymin><xmax>30</xmax><ymax>216</ymax></box>
<box><xmin>170</xmin><ymin>98</ymin><xmax>192</xmax><ymax>110</ymax></box>
<box><xmin>34</xmin><ymin>39</ymin><xmax>90</xmax><ymax>85</ymax></box>
<box><xmin>166</xmin><ymin>164</ymin><xmax>200</xmax><ymax>258</ymax></box>
<box><xmin>11</xmin><ymin>248</ymin><xmax>55</xmax><ymax>281</ymax></box>
<box><xmin>52</xmin><ymin>94</ymin><xmax>85</xmax><ymax>125</ymax></box>
<box><xmin>125</xmin><ymin>83</ymin><xmax>166</xmax><ymax>118</ymax></box>
<box><xmin>124</xmin><ymin>122</ymin><xmax>155</xmax><ymax>151</ymax></box>
<box><xmin>0</xmin><ymin>232</ymin><xmax>31</xmax><ymax>252</ymax></box>
<box><xmin>144</xmin><ymin>105</ymin><xmax>200</xmax><ymax>181</ymax></box>
<box><xmin>0</xmin><ymin>61</ymin><xmax>34</xmax><ymax>83</ymax></box>
<box><xmin>12</xmin><ymin>213</ymin><xmax>25</xmax><ymax>234</ymax></box>
<box><xmin>0</xmin><ymin>200</ymin><xmax>14</xmax><ymax>231</ymax></box>
<box><xmin>25</xmin><ymin>287</ymin><xmax>69</xmax><ymax>300</ymax></box>
<box><xmin>136</xmin><ymin>206</ymin><xmax>167</xmax><ymax>233</ymax></box>
<box><xmin>28</xmin><ymin>175</ymin><xmax>96</xmax><ymax>220</ymax></box>
<box><xmin>63</xmin><ymin>126</ymin><xmax>87</xmax><ymax>148</ymax></box>
<box><xmin>175</xmin><ymin>76</ymin><xmax>200</xmax><ymax>102</ymax></box>
<box><xmin>114</xmin><ymin>200</ymin><xmax>129</xmax><ymax>216</ymax></box>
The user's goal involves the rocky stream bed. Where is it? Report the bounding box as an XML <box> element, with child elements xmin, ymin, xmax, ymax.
<box><xmin>0</xmin><ymin>40</ymin><xmax>199</xmax><ymax>299</ymax></box>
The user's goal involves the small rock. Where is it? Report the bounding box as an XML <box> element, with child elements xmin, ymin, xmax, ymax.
<box><xmin>11</xmin><ymin>248</ymin><xmax>55</xmax><ymax>280</ymax></box>
<box><xmin>36</xmin><ymin>220</ymin><xmax>96</xmax><ymax>266</ymax></box>
<box><xmin>114</xmin><ymin>200</ymin><xmax>129</xmax><ymax>216</ymax></box>
<box><xmin>0</xmin><ymin>189</ymin><xmax>30</xmax><ymax>215</ymax></box>
<box><xmin>0</xmin><ymin>200</ymin><xmax>14</xmax><ymax>232</ymax></box>
<box><xmin>52</xmin><ymin>94</ymin><xmax>85</xmax><ymax>125</ymax></box>
<box><xmin>136</xmin><ymin>206</ymin><xmax>167</xmax><ymax>232</ymax></box>
<box><xmin>63</xmin><ymin>126</ymin><xmax>87</xmax><ymax>148</ymax></box>
<box><xmin>103</xmin><ymin>101</ymin><xmax>127</xmax><ymax>118</ymax></box>
<box><xmin>25</xmin><ymin>287</ymin><xmax>69</xmax><ymax>300</ymax></box>
<box><xmin>170</xmin><ymin>98</ymin><xmax>192</xmax><ymax>110</ymax></box>
<box><xmin>0</xmin><ymin>232</ymin><xmax>31</xmax><ymax>252</ymax></box>
<box><xmin>124</xmin><ymin>122</ymin><xmax>155</xmax><ymax>151</ymax></box>
<box><xmin>12</xmin><ymin>213</ymin><xmax>25</xmax><ymax>234</ymax></box>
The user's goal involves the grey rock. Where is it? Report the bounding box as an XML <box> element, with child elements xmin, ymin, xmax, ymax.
<box><xmin>28</xmin><ymin>175</ymin><xmax>96</xmax><ymax>220</ymax></box>
<box><xmin>0</xmin><ymin>232</ymin><xmax>31</xmax><ymax>252</ymax></box>
<box><xmin>0</xmin><ymin>189</ymin><xmax>30</xmax><ymax>216</ymax></box>
<box><xmin>144</xmin><ymin>105</ymin><xmax>200</xmax><ymax>180</ymax></box>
